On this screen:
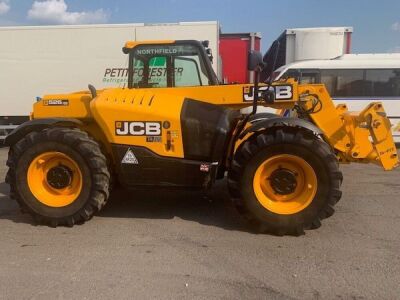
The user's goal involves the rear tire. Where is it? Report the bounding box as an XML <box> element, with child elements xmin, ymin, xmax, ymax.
<box><xmin>228</xmin><ymin>127</ymin><xmax>342</xmax><ymax>235</ymax></box>
<box><xmin>6</xmin><ymin>127</ymin><xmax>110</xmax><ymax>227</ymax></box>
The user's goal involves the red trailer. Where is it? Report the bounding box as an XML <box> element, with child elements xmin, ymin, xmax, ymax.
<box><xmin>219</xmin><ymin>32</ymin><xmax>262</xmax><ymax>84</ymax></box>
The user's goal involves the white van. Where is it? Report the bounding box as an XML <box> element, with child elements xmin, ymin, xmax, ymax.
<box><xmin>274</xmin><ymin>54</ymin><xmax>400</xmax><ymax>144</ymax></box>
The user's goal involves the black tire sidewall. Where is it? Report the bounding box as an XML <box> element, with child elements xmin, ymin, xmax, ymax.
<box><xmin>15</xmin><ymin>141</ymin><xmax>92</xmax><ymax>218</ymax></box>
<box><xmin>240</xmin><ymin>142</ymin><xmax>331</xmax><ymax>230</ymax></box>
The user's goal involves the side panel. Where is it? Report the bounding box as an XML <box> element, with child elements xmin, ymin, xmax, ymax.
<box><xmin>90</xmin><ymin>88</ymin><xmax>186</xmax><ymax>158</ymax></box>
<box><xmin>112</xmin><ymin>145</ymin><xmax>218</xmax><ymax>188</ymax></box>
<box><xmin>87</xmin><ymin>84</ymin><xmax>298</xmax><ymax>161</ymax></box>
<box><xmin>33</xmin><ymin>93</ymin><xmax>93</xmax><ymax>119</ymax></box>
<box><xmin>284</xmin><ymin>27</ymin><xmax>353</xmax><ymax>64</ymax></box>
<box><xmin>90</xmin><ymin>88</ymin><xmax>239</xmax><ymax>160</ymax></box>
<box><xmin>90</xmin><ymin>92</ymin><xmax>237</xmax><ymax>187</ymax></box>
<box><xmin>181</xmin><ymin>99</ymin><xmax>239</xmax><ymax>161</ymax></box>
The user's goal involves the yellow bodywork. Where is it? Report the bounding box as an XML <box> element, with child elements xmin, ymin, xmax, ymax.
<box><xmin>34</xmin><ymin>82</ymin><xmax>297</xmax><ymax>159</ymax></box>
<box><xmin>32</xmin><ymin>75</ymin><xmax>398</xmax><ymax>172</ymax></box>
<box><xmin>294</xmin><ymin>84</ymin><xmax>398</xmax><ymax>170</ymax></box>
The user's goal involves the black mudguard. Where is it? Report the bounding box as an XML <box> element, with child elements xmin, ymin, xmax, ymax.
<box><xmin>4</xmin><ymin>118</ymin><xmax>83</xmax><ymax>146</ymax></box>
<box><xmin>239</xmin><ymin>114</ymin><xmax>323</xmax><ymax>139</ymax></box>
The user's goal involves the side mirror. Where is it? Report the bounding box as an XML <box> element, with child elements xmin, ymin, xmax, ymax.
<box><xmin>202</xmin><ymin>40</ymin><xmax>210</xmax><ymax>48</ymax></box>
<box><xmin>122</xmin><ymin>47</ymin><xmax>129</xmax><ymax>54</ymax></box>
<box><xmin>206</xmin><ymin>48</ymin><xmax>214</xmax><ymax>63</ymax></box>
<box><xmin>248</xmin><ymin>51</ymin><xmax>263</xmax><ymax>71</ymax></box>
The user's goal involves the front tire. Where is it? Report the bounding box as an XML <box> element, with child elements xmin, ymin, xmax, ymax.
<box><xmin>228</xmin><ymin>127</ymin><xmax>342</xmax><ymax>235</ymax></box>
<box><xmin>6</xmin><ymin>127</ymin><xmax>110</xmax><ymax>227</ymax></box>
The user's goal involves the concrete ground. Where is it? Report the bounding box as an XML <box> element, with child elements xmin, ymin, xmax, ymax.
<box><xmin>0</xmin><ymin>146</ymin><xmax>399</xmax><ymax>299</ymax></box>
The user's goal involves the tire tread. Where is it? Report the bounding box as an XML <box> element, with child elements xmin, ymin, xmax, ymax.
<box><xmin>228</xmin><ymin>127</ymin><xmax>343</xmax><ymax>236</ymax></box>
<box><xmin>6</xmin><ymin>127</ymin><xmax>110</xmax><ymax>227</ymax></box>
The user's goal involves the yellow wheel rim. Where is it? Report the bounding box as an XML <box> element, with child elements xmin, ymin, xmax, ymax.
<box><xmin>253</xmin><ymin>154</ymin><xmax>317</xmax><ymax>215</ymax></box>
<box><xmin>27</xmin><ymin>152</ymin><xmax>83</xmax><ymax>208</ymax></box>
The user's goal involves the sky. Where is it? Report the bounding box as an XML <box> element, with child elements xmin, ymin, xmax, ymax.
<box><xmin>0</xmin><ymin>0</ymin><xmax>399</xmax><ymax>53</ymax></box>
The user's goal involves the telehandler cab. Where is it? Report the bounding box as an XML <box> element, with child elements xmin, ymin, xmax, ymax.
<box><xmin>5</xmin><ymin>40</ymin><xmax>398</xmax><ymax>235</ymax></box>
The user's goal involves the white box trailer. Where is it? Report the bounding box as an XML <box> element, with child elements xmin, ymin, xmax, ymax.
<box><xmin>0</xmin><ymin>21</ymin><xmax>220</xmax><ymax>140</ymax></box>
<box><xmin>282</xmin><ymin>27</ymin><xmax>353</xmax><ymax>63</ymax></box>
<box><xmin>262</xmin><ymin>27</ymin><xmax>353</xmax><ymax>80</ymax></box>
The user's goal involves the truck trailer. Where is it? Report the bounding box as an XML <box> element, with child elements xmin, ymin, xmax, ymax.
<box><xmin>219</xmin><ymin>32</ymin><xmax>261</xmax><ymax>84</ymax></box>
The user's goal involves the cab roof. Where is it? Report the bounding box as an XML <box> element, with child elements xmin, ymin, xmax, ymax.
<box><xmin>124</xmin><ymin>40</ymin><xmax>175</xmax><ymax>49</ymax></box>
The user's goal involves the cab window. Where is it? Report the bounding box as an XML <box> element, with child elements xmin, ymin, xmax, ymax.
<box><xmin>132</xmin><ymin>58</ymin><xmax>144</xmax><ymax>85</ymax></box>
<box><xmin>175</xmin><ymin>57</ymin><xmax>202</xmax><ymax>87</ymax></box>
<box><xmin>130</xmin><ymin>44</ymin><xmax>214</xmax><ymax>88</ymax></box>
<box><xmin>148</xmin><ymin>57</ymin><xmax>167</xmax><ymax>88</ymax></box>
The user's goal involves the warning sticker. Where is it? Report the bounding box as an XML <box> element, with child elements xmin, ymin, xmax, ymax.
<box><xmin>200</xmin><ymin>164</ymin><xmax>210</xmax><ymax>172</ymax></box>
<box><xmin>170</xmin><ymin>130</ymin><xmax>179</xmax><ymax>138</ymax></box>
<box><xmin>122</xmin><ymin>149</ymin><xmax>139</xmax><ymax>165</ymax></box>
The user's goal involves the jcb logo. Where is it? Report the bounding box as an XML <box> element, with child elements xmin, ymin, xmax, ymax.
<box><xmin>115</xmin><ymin>121</ymin><xmax>161</xmax><ymax>136</ymax></box>
<box><xmin>243</xmin><ymin>85</ymin><xmax>293</xmax><ymax>102</ymax></box>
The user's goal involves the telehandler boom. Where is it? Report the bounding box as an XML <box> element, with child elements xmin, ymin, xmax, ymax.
<box><xmin>5</xmin><ymin>40</ymin><xmax>398</xmax><ymax>235</ymax></box>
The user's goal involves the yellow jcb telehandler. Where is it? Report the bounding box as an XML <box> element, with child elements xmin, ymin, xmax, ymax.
<box><xmin>5</xmin><ymin>40</ymin><xmax>398</xmax><ymax>235</ymax></box>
